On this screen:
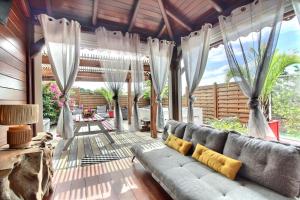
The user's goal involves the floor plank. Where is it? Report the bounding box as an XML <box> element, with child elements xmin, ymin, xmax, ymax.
<box><xmin>83</xmin><ymin>136</ymin><xmax>94</xmax><ymax>157</ymax></box>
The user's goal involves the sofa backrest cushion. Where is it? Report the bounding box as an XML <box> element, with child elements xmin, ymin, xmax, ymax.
<box><xmin>183</xmin><ymin>123</ymin><xmax>228</xmax><ymax>153</ymax></box>
<box><xmin>223</xmin><ymin>132</ymin><xmax>300</xmax><ymax>197</ymax></box>
<box><xmin>167</xmin><ymin>120</ymin><xmax>187</xmax><ymax>139</ymax></box>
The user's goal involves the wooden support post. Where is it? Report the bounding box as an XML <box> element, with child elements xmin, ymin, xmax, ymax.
<box><xmin>170</xmin><ymin>48</ymin><xmax>181</xmax><ymax>121</ymax></box>
<box><xmin>185</xmin><ymin>86</ymin><xmax>189</xmax><ymax>108</ymax></box>
<box><xmin>128</xmin><ymin>75</ymin><xmax>132</xmax><ymax>125</ymax></box>
<box><xmin>150</xmin><ymin>75</ymin><xmax>157</xmax><ymax>138</ymax></box>
<box><xmin>213</xmin><ymin>82</ymin><xmax>218</xmax><ymax>118</ymax></box>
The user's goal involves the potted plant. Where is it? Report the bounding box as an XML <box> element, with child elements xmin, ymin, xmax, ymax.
<box><xmin>96</xmin><ymin>88</ymin><xmax>114</xmax><ymax>118</ymax></box>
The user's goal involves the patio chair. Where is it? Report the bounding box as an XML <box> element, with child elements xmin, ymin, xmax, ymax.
<box><xmin>96</xmin><ymin>105</ymin><xmax>109</xmax><ymax>118</ymax></box>
<box><xmin>72</xmin><ymin>105</ymin><xmax>83</xmax><ymax>115</ymax></box>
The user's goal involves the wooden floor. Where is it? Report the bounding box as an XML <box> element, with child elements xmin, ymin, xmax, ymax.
<box><xmin>49</xmin><ymin>158</ymin><xmax>172</xmax><ymax>200</ymax></box>
<box><xmin>48</xmin><ymin>130</ymin><xmax>172</xmax><ymax>200</ymax></box>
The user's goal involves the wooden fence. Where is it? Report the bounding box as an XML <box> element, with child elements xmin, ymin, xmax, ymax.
<box><xmin>185</xmin><ymin>82</ymin><xmax>249</xmax><ymax>123</ymax></box>
<box><xmin>70</xmin><ymin>88</ymin><xmax>150</xmax><ymax>109</ymax></box>
<box><xmin>71</xmin><ymin>82</ymin><xmax>249</xmax><ymax>123</ymax></box>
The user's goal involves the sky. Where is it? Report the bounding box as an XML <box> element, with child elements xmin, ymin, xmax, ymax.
<box><xmin>73</xmin><ymin>17</ymin><xmax>300</xmax><ymax>92</ymax></box>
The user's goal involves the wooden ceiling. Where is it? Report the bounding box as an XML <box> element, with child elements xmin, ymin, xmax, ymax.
<box><xmin>27</xmin><ymin>0</ymin><xmax>253</xmax><ymax>42</ymax></box>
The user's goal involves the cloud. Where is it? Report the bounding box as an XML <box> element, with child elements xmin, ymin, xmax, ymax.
<box><xmin>207</xmin><ymin>45</ymin><xmax>228</xmax><ymax>62</ymax></box>
<box><xmin>204</xmin><ymin>64</ymin><xmax>229</xmax><ymax>77</ymax></box>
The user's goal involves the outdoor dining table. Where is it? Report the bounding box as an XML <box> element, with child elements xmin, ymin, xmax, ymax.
<box><xmin>73</xmin><ymin>114</ymin><xmax>115</xmax><ymax>143</ymax></box>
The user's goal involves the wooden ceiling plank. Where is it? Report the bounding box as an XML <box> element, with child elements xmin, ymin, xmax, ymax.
<box><xmin>157</xmin><ymin>0</ymin><xmax>174</xmax><ymax>40</ymax></box>
<box><xmin>208</xmin><ymin>0</ymin><xmax>223</xmax><ymax>13</ymax></box>
<box><xmin>92</xmin><ymin>0</ymin><xmax>99</xmax><ymax>25</ymax></box>
<box><xmin>45</xmin><ymin>0</ymin><xmax>52</xmax><ymax>16</ymax></box>
<box><xmin>166</xmin><ymin>9</ymin><xmax>191</xmax><ymax>31</ymax></box>
<box><xmin>128</xmin><ymin>0</ymin><xmax>141</xmax><ymax>32</ymax></box>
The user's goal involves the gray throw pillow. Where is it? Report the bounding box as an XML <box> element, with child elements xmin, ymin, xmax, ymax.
<box><xmin>223</xmin><ymin>132</ymin><xmax>300</xmax><ymax>197</ymax></box>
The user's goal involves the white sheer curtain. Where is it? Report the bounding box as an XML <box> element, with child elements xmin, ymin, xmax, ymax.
<box><xmin>96</xmin><ymin>27</ymin><xmax>132</xmax><ymax>132</ymax></box>
<box><xmin>131</xmin><ymin>34</ymin><xmax>144</xmax><ymax>131</ymax></box>
<box><xmin>181</xmin><ymin>23</ymin><xmax>212</xmax><ymax>123</ymax></box>
<box><xmin>293</xmin><ymin>0</ymin><xmax>300</xmax><ymax>23</ymax></box>
<box><xmin>148</xmin><ymin>38</ymin><xmax>174</xmax><ymax>130</ymax></box>
<box><xmin>219</xmin><ymin>0</ymin><xmax>284</xmax><ymax>138</ymax></box>
<box><xmin>38</xmin><ymin>14</ymin><xmax>80</xmax><ymax>139</ymax></box>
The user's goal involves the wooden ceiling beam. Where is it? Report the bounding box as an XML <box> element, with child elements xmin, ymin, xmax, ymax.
<box><xmin>128</xmin><ymin>0</ymin><xmax>141</xmax><ymax>32</ymax></box>
<box><xmin>166</xmin><ymin>9</ymin><xmax>192</xmax><ymax>32</ymax></box>
<box><xmin>92</xmin><ymin>0</ymin><xmax>99</xmax><ymax>26</ymax></box>
<box><xmin>43</xmin><ymin>70</ymin><xmax>149</xmax><ymax>82</ymax></box>
<box><xmin>208</xmin><ymin>0</ymin><xmax>223</xmax><ymax>13</ymax></box>
<box><xmin>157</xmin><ymin>0</ymin><xmax>174</xmax><ymax>40</ymax></box>
<box><xmin>20</xmin><ymin>0</ymin><xmax>31</xmax><ymax>18</ymax></box>
<box><xmin>157</xmin><ymin>24</ymin><xmax>166</xmax><ymax>37</ymax></box>
<box><xmin>42</xmin><ymin>55</ymin><xmax>151</xmax><ymax>71</ymax></box>
<box><xmin>45</xmin><ymin>0</ymin><xmax>53</xmax><ymax>16</ymax></box>
<box><xmin>193</xmin><ymin>0</ymin><xmax>252</xmax><ymax>31</ymax></box>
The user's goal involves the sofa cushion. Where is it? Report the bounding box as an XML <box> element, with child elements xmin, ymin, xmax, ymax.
<box><xmin>223</xmin><ymin>132</ymin><xmax>300</xmax><ymax>197</ymax></box>
<box><xmin>167</xmin><ymin>120</ymin><xmax>187</xmax><ymax>139</ymax></box>
<box><xmin>131</xmin><ymin>142</ymin><xmax>295</xmax><ymax>200</ymax></box>
<box><xmin>192</xmin><ymin>144</ymin><xmax>242</xmax><ymax>180</ymax></box>
<box><xmin>165</xmin><ymin>134</ymin><xmax>192</xmax><ymax>155</ymax></box>
<box><xmin>183</xmin><ymin>123</ymin><xmax>228</xmax><ymax>153</ymax></box>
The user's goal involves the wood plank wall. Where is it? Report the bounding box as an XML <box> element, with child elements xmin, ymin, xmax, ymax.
<box><xmin>0</xmin><ymin>0</ymin><xmax>28</xmax><ymax>146</ymax></box>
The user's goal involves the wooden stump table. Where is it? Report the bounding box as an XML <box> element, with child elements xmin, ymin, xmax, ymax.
<box><xmin>141</xmin><ymin>119</ymin><xmax>151</xmax><ymax>132</ymax></box>
<box><xmin>0</xmin><ymin>132</ymin><xmax>54</xmax><ymax>200</ymax></box>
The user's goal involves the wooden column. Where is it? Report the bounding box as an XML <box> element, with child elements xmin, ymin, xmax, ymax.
<box><xmin>150</xmin><ymin>75</ymin><xmax>157</xmax><ymax>138</ymax></box>
<box><xmin>170</xmin><ymin>48</ymin><xmax>181</xmax><ymax>121</ymax></box>
<box><xmin>128</xmin><ymin>75</ymin><xmax>132</xmax><ymax>125</ymax></box>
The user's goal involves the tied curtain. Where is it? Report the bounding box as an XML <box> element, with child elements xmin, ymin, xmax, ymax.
<box><xmin>96</xmin><ymin>27</ymin><xmax>132</xmax><ymax>132</ymax></box>
<box><xmin>148</xmin><ymin>38</ymin><xmax>174</xmax><ymax>130</ymax></box>
<box><xmin>38</xmin><ymin>14</ymin><xmax>80</xmax><ymax>139</ymax></box>
<box><xmin>219</xmin><ymin>0</ymin><xmax>284</xmax><ymax>138</ymax></box>
<box><xmin>131</xmin><ymin>34</ymin><xmax>144</xmax><ymax>131</ymax></box>
<box><xmin>181</xmin><ymin>24</ymin><xmax>212</xmax><ymax>123</ymax></box>
<box><xmin>293</xmin><ymin>0</ymin><xmax>300</xmax><ymax>23</ymax></box>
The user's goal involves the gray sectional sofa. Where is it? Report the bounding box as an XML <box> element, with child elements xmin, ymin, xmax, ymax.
<box><xmin>130</xmin><ymin>120</ymin><xmax>300</xmax><ymax>200</ymax></box>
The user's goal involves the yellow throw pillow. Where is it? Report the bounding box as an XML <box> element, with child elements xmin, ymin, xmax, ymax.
<box><xmin>192</xmin><ymin>144</ymin><xmax>242</xmax><ymax>180</ymax></box>
<box><xmin>165</xmin><ymin>134</ymin><xmax>192</xmax><ymax>155</ymax></box>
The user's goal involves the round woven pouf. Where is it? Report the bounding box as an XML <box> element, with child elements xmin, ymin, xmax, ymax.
<box><xmin>7</xmin><ymin>125</ymin><xmax>32</xmax><ymax>149</ymax></box>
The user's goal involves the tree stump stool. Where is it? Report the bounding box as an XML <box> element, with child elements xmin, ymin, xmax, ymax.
<box><xmin>0</xmin><ymin>132</ymin><xmax>54</xmax><ymax>200</ymax></box>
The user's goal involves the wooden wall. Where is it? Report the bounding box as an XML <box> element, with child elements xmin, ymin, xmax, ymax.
<box><xmin>0</xmin><ymin>1</ymin><xmax>28</xmax><ymax>146</ymax></box>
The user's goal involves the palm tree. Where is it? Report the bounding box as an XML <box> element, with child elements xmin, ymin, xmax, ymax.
<box><xmin>95</xmin><ymin>88</ymin><xmax>113</xmax><ymax>110</ymax></box>
<box><xmin>225</xmin><ymin>50</ymin><xmax>300</xmax><ymax>120</ymax></box>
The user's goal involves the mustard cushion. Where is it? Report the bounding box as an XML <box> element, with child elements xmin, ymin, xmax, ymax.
<box><xmin>192</xmin><ymin>144</ymin><xmax>242</xmax><ymax>180</ymax></box>
<box><xmin>165</xmin><ymin>134</ymin><xmax>192</xmax><ymax>155</ymax></box>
